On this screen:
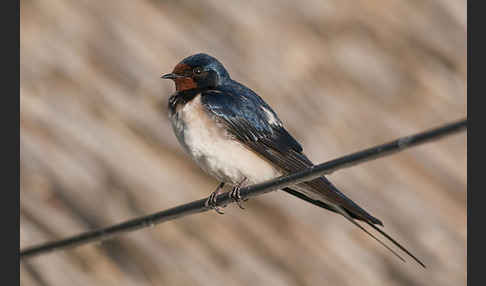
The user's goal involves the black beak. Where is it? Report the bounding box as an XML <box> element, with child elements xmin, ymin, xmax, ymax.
<box><xmin>160</xmin><ymin>73</ymin><xmax>179</xmax><ymax>80</ymax></box>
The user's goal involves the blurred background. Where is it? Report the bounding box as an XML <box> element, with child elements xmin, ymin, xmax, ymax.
<box><xmin>20</xmin><ymin>0</ymin><xmax>466</xmax><ymax>285</ymax></box>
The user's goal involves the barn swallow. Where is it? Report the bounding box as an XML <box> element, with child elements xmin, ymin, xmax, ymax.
<box><xmin>161</xmin><ymin>53</ymin><xmax>425</xmax><ymax>267</ymax></box>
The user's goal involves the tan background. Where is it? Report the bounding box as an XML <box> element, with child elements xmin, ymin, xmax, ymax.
<box><xmin>20</xmin><ymin>0</ymin><xmax>467</xmax><ymax>285</ymax></box>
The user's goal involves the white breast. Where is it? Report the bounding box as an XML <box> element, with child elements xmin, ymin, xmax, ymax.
<box><xmin>170</xmin><ymin>95</ymin><xmax>282</xmax><ymax>185</ymax></box>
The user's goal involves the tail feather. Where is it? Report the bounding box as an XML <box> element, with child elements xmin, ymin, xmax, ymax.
<box><xmin>333</xmin><ymin>205</ymin><xmax>406</xmax><ymax>263</ymax></box>
<box><xmin>282</xmin><ymin>182</ymin><xmax>425</xmax><ymax>267</ymax></box>
<box><xmin>366</xmin><ymin>221</ymin><xmax>426</xmax><ymax>268</ymax></box>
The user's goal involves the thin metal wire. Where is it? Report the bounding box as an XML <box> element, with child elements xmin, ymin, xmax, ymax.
<box><xmin>20</xmin><ymin>118</ymin><xmax>467</xmax><ymax>260</ymax></box>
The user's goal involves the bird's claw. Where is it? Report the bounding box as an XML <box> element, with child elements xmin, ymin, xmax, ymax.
<box><xmin>205</xmin><ymin>182</ymin><xmax>225</xmax><ymax>214</ymax></box>
<box><xmin>230</xmin><ymin>178</ymin><xmax>248</xmax><ymax>209</ymax></box>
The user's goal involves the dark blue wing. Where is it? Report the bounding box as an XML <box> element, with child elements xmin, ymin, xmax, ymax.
<box><xmin>200</xmin><ymin>85</ymin><xmax>302</xmax><ymax>154</ymax></box>
<box><xmin>200</xmin><ymin>86</ymin><xmax>382</xmax><ymax>226</ymax></box>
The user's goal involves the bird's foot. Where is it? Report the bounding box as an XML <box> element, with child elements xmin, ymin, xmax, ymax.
<box><xmin>230</xmin><ymin>178</ymin><xmax>248</xmax><ymax>209</ymax></box>
<box><xmin>205</xmin><ymin>182</ymin><xmax>225</xmax><ymax>214</ymax></box>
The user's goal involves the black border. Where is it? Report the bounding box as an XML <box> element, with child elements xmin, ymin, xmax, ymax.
<box><xmin>14</xmin><ymin>0</ymin><xmax>20</xmax><ymax>285</ymax></box>
<box><xmin>466</xmin><ymin>1</ymin><xmax>473</xmax><ymax>285</ymax></box>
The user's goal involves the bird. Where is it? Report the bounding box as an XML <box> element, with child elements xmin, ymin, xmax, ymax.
<box><xmin>161</xmin><ymin>53</ymin><xmax>425</xmax><ymax>268</ymax></box>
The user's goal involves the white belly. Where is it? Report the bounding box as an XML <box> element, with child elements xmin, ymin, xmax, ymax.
<box><xmin>170</xmin><ymin>95</ymin><xmax>282</xmax><ymax>185</ymax></box>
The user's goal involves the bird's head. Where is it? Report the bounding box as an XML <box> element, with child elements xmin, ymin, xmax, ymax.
<box><xmin>161</xmin><ymin>53</ymin><xmax>230</xmax><ymax>92</ymax></box>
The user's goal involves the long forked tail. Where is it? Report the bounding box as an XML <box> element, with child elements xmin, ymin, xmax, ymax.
<box><xmin>281</xmin><ymin>186</ymin><xmax>425</xmax><ymax>267</ymax></box>
<box><xmin>333</xmin><ymin>205</ymin><xmax>426</xmax><ymax>268</ymax></box>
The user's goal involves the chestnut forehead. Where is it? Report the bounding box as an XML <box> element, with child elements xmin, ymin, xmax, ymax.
<box><xmin>173</xmin><ymin>63</ymin><xmax>192</xmax><ymax>74</ymax></box>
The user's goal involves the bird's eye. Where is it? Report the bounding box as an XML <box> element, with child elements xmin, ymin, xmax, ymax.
<box><xmin>193</xmin><ymin>67</ymin><xmax>203</xmax><ymax>75</ymax></box>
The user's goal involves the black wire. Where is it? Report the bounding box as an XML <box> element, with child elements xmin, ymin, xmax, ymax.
<box><xmin>20</xmin><ymin>118</ymin><xmax>467</xmax><ymax>260</ymax></box>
